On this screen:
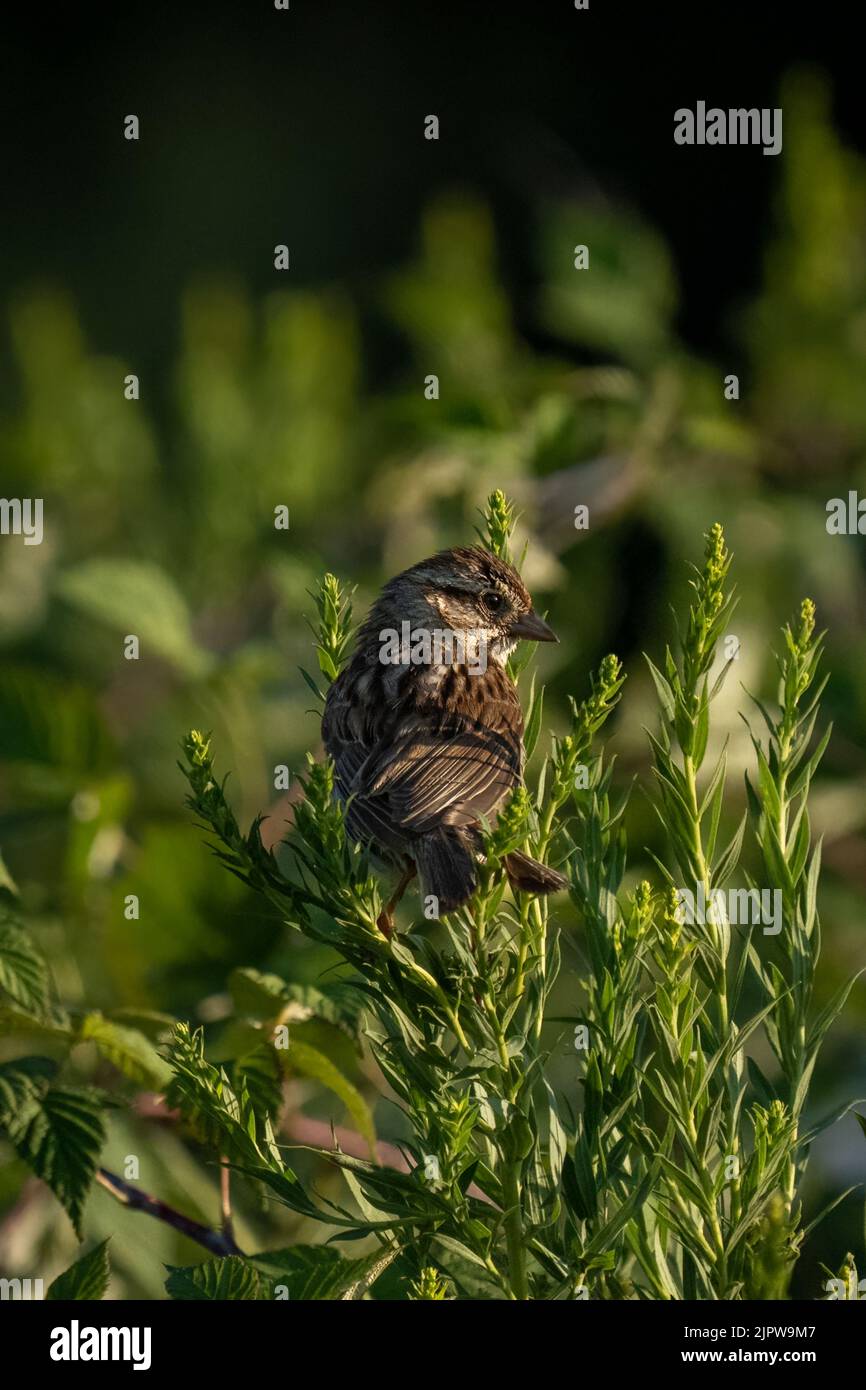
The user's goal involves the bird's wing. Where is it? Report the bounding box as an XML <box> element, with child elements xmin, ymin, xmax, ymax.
<box><xmin>350</xmin><ymin>708</ymin><xmax>522</xmax><ymax>836</ymax></box>
<box><xmin>323</xmin><ymin>662</ymin><xmax>524</xmax><ymax>848</ymax></box>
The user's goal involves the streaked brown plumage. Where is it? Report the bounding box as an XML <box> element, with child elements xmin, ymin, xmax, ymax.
<box><xmin>322</xmin><ymin>545</ymin><xmax>567</xmax><ymax>931</ymax></box>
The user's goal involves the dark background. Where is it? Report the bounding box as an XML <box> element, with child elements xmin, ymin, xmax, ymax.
<box><xmin>4</xmin><ymin>1</ymin><xmax>861</xmax><ymax>387</ymax></box>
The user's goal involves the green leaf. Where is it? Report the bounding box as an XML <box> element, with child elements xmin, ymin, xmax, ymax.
<box><xmin>789</xmin><ymin>807</ymin><xmax>811</xmax><ymax>884</ymax></box>
<box><xmin>803</xmin><ymin>838</ymin><xmax>822</xmax><ymax>935</ymax></box>
<box><xmin>432</xmin><ymin>1233</ymin><xmax>490</xmax><ymax>1271</ymax></box>
<box><xmin>693</xmin><ymin>681</ymin><xmax>710</xmax><ymax>768</ymax></box>
<box><xmin>278</xmin><ymin>1039</ymin><xmax>376</xmax><ymax>1158</ymax></box>
<box><xmin>760</xmin><ymin>821</ymin><xmax>795</xmax><ymax>899</ymax></box>
<box><xmin>753</xmin><ymin>741</ymin><xmax>782</xmax><ymax>825</ymax></box>
<box><xmin>0</xmin><ymin>1056</ymin><xmax>58</xmax><ymax>1115</ymax></box>
<box><xmin>231</xmin><ymin>1164</ymin><xmax>323</xmax><ymax>1222</ymax></box>
<box><xmin>584</xmin><ymin>1162</ymin><xmax>660</xmax><ymax>1259</ymax></box>
<box><xmin>567</xmin><ymin>1133</ymin><xmax>598</xmax><ymax>1220</ymax></box>
<box><xmin>298</xmin><ymin>667</ymin><xmax>326</xmax><ymax>704</ymax></box>
<box><xmin>0</xmin><ymin>917</ymin><xmax>50</xmax><ymax>1015</ymax></box>
<box><xmin>524</xmin><ymin>677</ymin><xmax>545</xmax><ymax>761</ymax></box>
<box><xmin>47</xmin><ymin>1239</ymin><xmax>111</xmax><ymax>1301</ymax></box>
<box><xmin>317</xmin><ymin>1149</ymin><xmax>446</xmax><ymax>1218</ymax></box>
<box><xmin>78</xmin><ymin>1013</ymin><xmax>172</xmax><ymax>1090</ymax></box>
<box><xmin>713</xmin><ymin>811</ymin><xmax>747</xmax><ymax>886</ymax></box>
<box><xmin>56</xmin><ymin>559</ymin><xmax>212</xmax><ymax>678</ymax></box>
<box><xmin>165</xmin><ymin>1023</ymin><xmax>280</xmax><ymax>1166</ymax></box>
<box><xmin>165</xmin><ymin>1256</ymin><xmax>262</xmax><ymax>1301</ymax></box>
<box><xmin>543</xmin><ymin>1079</ymin><xmax>568</xmax><ymax>1188</ymax></box>
<box><xmin>3</xmin><ymin>1085</ymin><xmax>107</xmax><ymax>1237</ymax></box>
<box><xmin>644</xmin><ymin>655</ymin><xmax>676</xmax><ymax>723</ymax></box>
<box><xmin>316</xmin><ymin>648</ymin><xmax>339</xmax><ymax>683</ymax></box>
<box><xmin>698</xmin><ymin>742</ymin><xmax>728</xmax><ymax>816</ymax></box>
<box><xmin>743</xmin><ymin>768</ymin><xmax>762</xmax><ymax>823</ymax></box>
<box><xmin>248</xmin><ymin>1244</ymin><xmax>395</xmax><ymax>1299</ymax></box>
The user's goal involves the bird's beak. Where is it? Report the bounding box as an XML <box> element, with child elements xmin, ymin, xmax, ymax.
<box><xmin>510</xmin><ymin>609</ymin><xmax>559</xmax><ymax>643</ymax></box>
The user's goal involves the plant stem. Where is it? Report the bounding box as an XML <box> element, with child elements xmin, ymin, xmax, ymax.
<box><xmin>502</xmin><ymin>1162</ymin><xmax>529</xmax><ymax>1300</ymax></box>
<box><xmin>95</xmin><ymin>1168</ymin><xmax>242</xmax><ymax>1257</ymax></box>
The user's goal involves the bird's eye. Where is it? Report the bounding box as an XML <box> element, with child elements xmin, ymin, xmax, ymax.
<box><xmin>482</xmin><ymin>589</ymin><xmax>505</xmax><ymax>614</ymax></box>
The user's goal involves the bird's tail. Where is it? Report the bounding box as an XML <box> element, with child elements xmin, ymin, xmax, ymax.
<box><xmin>503</xmin><ymin>850</ymin><xmax>568</xmax><ymax>896</ymax></box>
<box><xmin>415</xmin><ymin>829</ymin><xmax>477</xmax><ymax>915</ymax></box>
<box><xmin>415</xmin><ymin>838</ymin><xmax>568</xmax><ymax>917</ymax></box>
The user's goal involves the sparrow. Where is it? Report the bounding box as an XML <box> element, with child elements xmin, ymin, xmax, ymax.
<box><xmin>321</xmin><ymin>545</ymin><xmax>567</xmax><ymax>933</ymax></box>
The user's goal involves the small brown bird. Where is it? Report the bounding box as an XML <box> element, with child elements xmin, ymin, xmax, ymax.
<box><xmin>322</xmin><ymin>545</ymin><xmax>567</xmax><ymax>933</ymax></box>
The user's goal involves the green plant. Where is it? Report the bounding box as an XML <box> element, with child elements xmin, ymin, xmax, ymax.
<box><xmin>0</xmin><ymin>494</ymin><xmax>859</xmax><ymax>1300</ymax></box>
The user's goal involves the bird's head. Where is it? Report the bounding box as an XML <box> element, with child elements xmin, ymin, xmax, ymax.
<box><xmin>370</xmin><ymin>546</ymin><xmax>557</xmax><ymax>670</ymax></box>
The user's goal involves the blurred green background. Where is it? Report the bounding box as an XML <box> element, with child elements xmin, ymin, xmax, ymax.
<box><xmin>1</xmin><ymin>3</ymin><xmax>864</xmax><ymax>1298</ymax></box>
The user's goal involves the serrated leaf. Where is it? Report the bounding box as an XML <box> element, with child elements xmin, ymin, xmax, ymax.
<box><xmin>47</xmin><ymin>1239</ymin><xmax>111</xmax><ymax>1301</ymax></box>
<box><xmin>248</xmin><ymin>1243</ymin><xmax>394</xmax><ymax>1299</ymax></box>
<box><xmin>0</xmin><ymin>917</ymin><xmax>50</xmax><ymax>1014</ymax></box>
<box><xmin>164</xmin><ymin>1022</ymin><xmax>279</xmax><ymax>1165</ymax></box>
<box><xmin>165</xmin><ymin>1255</ymin><xmax>262</xmax><ymax>1301</ymax></box>
<box><xmin>0</xmin><ymin>1055</ymin><xmax>58</xmax><ymax>1115</ymax></box>
<box><xmin>3</xmin><ymin>1085</ymin><xmax>107</xmax><ymax>1237</ymax></box>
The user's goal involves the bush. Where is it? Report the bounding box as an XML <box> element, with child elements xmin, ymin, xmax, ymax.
<box><xmin>1</xmin><ymin>493</ymin><xmax>857</xmax><ymax>1301</ymax></box>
